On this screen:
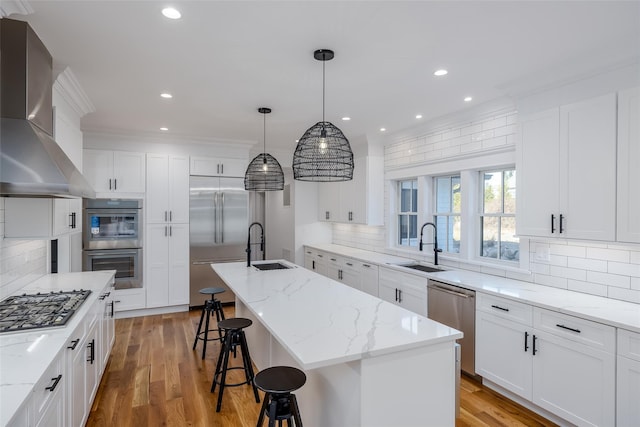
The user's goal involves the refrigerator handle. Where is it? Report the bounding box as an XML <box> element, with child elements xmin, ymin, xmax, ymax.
<box><xmin>213</xmin><ymin>192</ymin><xmax>218</xmax><ymax>243</ymax></box>
<box><xmin>221</xmin><ymin>192</ymin><xmax>225</xmax><ymax>243</ymax></box>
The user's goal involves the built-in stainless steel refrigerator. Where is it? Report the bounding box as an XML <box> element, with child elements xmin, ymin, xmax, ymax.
<box><xmin>189</xmin><ymin>175</ymin><xmax>248</xmax><ymax>306</ymax></box>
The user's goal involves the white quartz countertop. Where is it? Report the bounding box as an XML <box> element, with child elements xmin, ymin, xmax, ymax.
<box><xmin>0</xmin><ymin>271</ymin><xmax>116</xmax><ymax>427</ymax></box>
<box><xmin>306</xmin><ymin>244</ymin><xmax>640</xmax><ymax>334</ymax></box>
<box><xmin>212</xmin><ymin>261</ymin><xmax>462</xmax><ymax>370</ymax></box>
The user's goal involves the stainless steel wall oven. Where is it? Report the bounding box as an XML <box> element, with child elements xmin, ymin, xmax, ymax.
<box><xmin>83</xmin><ymin>199</ymin><xmax>142</xmax><ymax>289</ymax></box>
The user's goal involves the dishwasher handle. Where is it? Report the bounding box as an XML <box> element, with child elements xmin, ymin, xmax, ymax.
<box><xmin>428</xmin><ymin>283</ymin><xmax>474</xmax><ymax>299</ymax></box>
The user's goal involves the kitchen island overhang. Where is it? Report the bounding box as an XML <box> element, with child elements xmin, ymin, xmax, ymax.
<box><xmin>212</xmin><ymin>260</ymin><xmax>462</xmax><ymax>426</ymax></box>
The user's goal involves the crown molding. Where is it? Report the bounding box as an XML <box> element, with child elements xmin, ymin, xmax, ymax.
<box><xmin>53</xmin><ymin>67</ymin><xmax>96</xmax><ymax>117</ymax></box>
<box><xmin>0</xmin><ymin>0</ymin><xmax>33</xmax><ymax>17</ymax></box>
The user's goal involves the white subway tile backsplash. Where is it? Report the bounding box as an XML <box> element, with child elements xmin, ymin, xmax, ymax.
<box><xmin>535</xmin><ymin>274</ymin><xmax>568</xmax><ymax>289</ymax></box>
<box><xmin>461</xmin><ymin>123</ymin><xmax>482</xmax><ymax>136</ymax></box>
<box><xmin>472</xmin><ymin>130</ymin><xmax>494</xmax><ymax>142</ymax></box>
<box><xmin>443</xmin><ymin>129</ymin><xmax>460</xmax><ymax>140</ymax></box>
<box><xmin>550</xmin><ymin>265</ymin><xmax>587</xmax><ymax>281</ymax></box>
<box><xmin>586</xmin><ymin>247</ymin><xmax>630</xmax><ymax>263</ymax></box>
<box><xmin>482</xmin><ymin>116</ymin><xmax>507</xmax><ymax>130</ymax></box>
<box><xmin>567</xmin><ymin>257</ymin><xmax>607</xmax><ymax>272</ymax></box>
<box><xmin>460</xmin><ymin>142</ymin><xmax>483</xmax><ymax>153</ymax></box>
<box><xmin>608</xmin><ymin>261</ymin><xmax>640</xmax><ymax>277</ymax></box>
<box><xmin>482</xmin><ymin>135</ymin><xmax>508</xmax><ymax>149</ymax></box>
<box><xmin>567</xmin><ymin>280</ymin><xmax>608</xmax><ymax>297</ymax></box>
<box><xmin>531</xmin><ymin>262</ymin><xmax>550</xmax><ymax>274</ymax></box>
<box><xmin>587</xmin><ymin>271</ymin><xmax>631</xmax><ymax>289</ymax></box>
<box><xmin>630</xmin><ymin>251</ymin><xmax>640</xmax><ymax>264</ymax></box>
<box><xmin>549</xmin><ymin>254</ymin><xmax>568</xmax><ymax>267</ymax></box>
<box><xmin>631</xmin><ymin>277</ymin><xmax>640</xmax><ymax>291</ymax></box>
<box><xmin>550</xmin><ymin>244</ymin><xmax>586</xmax><ymax>258</ymax></box>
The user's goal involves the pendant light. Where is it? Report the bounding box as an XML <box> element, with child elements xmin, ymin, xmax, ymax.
<box><xmin>244</xmin><ymin>107</ymin><xmax>285</xmax><ymax>191</ymax></box>
<box><xmin>292</xmin><ymin>49</ymin><xmax>354</xmax><ymax>182</ymax></box>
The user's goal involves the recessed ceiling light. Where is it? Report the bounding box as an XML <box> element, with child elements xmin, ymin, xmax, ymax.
<box><xmin>295</xmin><ymin>139</ymin><xmax>299</xmax><ymax>143</ymax></box>
<box><xmin>162</xmin><ymin>7</ymin><xmax>181</xmax><ymax>19</ymax></box>
<box><xmin>416</xmin><ymin>114</ymin><xmax>422</xmax><ymax>119</ymax></box>
<box><xmin>160</xmin><ymin>93</ymin><xmax>173</xmax><ymax>99</ymax></box>
<box><xmin>464</xmin><ymin>96</ymin><xmax>473</xmax><ymax>102</ymax></box>
<box><xmin>342</xmin><ymin>117</ymin><xmax>351</xmax><ymax>121</ymax></box>
<box><xmin>160</xmin><ymin>127</ymin><xmax>169</xmax><ymax>131</ymax></box>
<box><xmin>434</xmin><ymin>69</ymin><xmax>448</xmax><ymax>77</ymax></box>
<box><xmin>380</xmin><ymin>128</ymin><xmax>386</xmax><ymax>132</ymax></box>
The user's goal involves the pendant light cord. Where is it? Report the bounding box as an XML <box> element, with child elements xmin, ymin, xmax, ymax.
<box><xmin>263</xmin><ymin>111</ymin><xmax>266</xmax><ymax>158</ymax></box>
<box><xmin>322</xmin><ymin>58</ymin><xmax>326</xmax><ymax>123</ymax></box>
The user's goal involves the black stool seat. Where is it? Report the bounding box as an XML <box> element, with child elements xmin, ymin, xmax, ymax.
<box><xmin>192</xmin><ymin>287</ymin><xmax>226</xmax><ymax>359</ymax></box>
<box><xmin>255</xmin><ymin>366</ymin><xmax>306</xmax><ymax>427</ymax></box>
<box><xmin>211</xmin><ymin>317</ymin><xmax>260</xmax><ymax>412</ymax></box>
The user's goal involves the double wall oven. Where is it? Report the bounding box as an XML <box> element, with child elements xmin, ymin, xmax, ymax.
<box><xmin>83</xmin><ymin>199</ymin><xmax>142</xmax><ymax>289</ymax></box>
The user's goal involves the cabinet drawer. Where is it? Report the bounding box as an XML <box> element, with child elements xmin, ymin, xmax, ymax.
<box><xmin>618</xmin><ymin>328</ymin><xmax>640</xmax><ymax>361</ymax></box>
<box><xmin>113</xmin><ymin>288</ymin><xmax>146</xmax><ymax>312</ymax></box>
<box><xmin>476</xmin><ymin>293</ymin><xmax>533</xmax><ymax>326</ymax></box>
<box><xmin>379</xmin><ymin>267</ymin><xmax>426</xmax><ymax>293</ymax></box>
<box><xmin>33</xmin><ymin>354</ymin><xmax>64</xmax><ymax>419</ymax></box>
<box><xmin>533</xmin><ymin>307</ymin><xmax>615</xmax><ymax>352</ymax></box>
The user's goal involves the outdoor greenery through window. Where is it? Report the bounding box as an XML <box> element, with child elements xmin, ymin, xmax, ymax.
<box><xmin>434</xmin><ymin>175</ymin><xmax>461</xmax><ymax>253</ymax></box>
<box><xmin>398</xmin><ymin>180</ymin><xmax>418</xmax><ymax>246</ymax></box>
<box><xmin>481</xmin><ymin>169</ymin><xmax>519</xmax><ymax>261</ymax></box>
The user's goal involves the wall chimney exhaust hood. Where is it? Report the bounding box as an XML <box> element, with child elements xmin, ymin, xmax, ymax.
<box><xmin>1</xmin><ymin>18</ymin><xmax>95</xmax><ymax>198</ymax></box>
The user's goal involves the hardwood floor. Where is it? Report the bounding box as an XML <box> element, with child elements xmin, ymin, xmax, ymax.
<box><xmin>87</xmin><ymin>309</ymin><xmax>558</xmax><ymax>427</ymax></box>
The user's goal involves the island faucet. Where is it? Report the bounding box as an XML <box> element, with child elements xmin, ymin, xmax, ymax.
<box><xmin>419</xmin><ymin>222</ymin><xmax>443</xmax><ymax>265</ymax></box>
<box><xmin>246</xmin><ymin>222</ymin><xmax>265</xmax><ymax>267</ymax></box>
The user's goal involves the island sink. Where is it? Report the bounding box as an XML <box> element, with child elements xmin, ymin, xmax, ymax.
<box><xmin>252</xmin><ymin>262</ymin><xmax>291</xmax><ymax>271</ymax></box>
<box><xmin>402</xmin><ymin>264</ymin><xmax>442</xmax><ymax>273</ymax></box>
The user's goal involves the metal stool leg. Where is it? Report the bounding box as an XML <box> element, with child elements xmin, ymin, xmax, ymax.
<box><xmin>267</xmin><ymin>399</ymin><xmax>278</xmax><ymax>427</ymax></box>
<box><xmin>211</xmin><ymin>332</ymin><xmax>228</xmax><ymax>393</ymax></box>
<box><xmin>256</xmin><ymin>391</ymin><xmax>270</xmax><ymax>427</ymax></box>
<box><xmin>192</xmin><ymin>305</ymin><xmax>207</xmax><ymax>350</ymax></box>
<box><xmin>202</xmin><ymin>302</ymin><xmax>212</xmax><ymax>359</ymax></box>
<box><xmin>239</xmin><ymin>331</ymin><xmax>260</xmax><ymax>403</ymax></box>
<box><xmin>215</xmin><ymin>332</ymin><xmax>233</xmax><ymax>412</ymax></box>
<box><xmin>290</xmin><ymin>394</ymin><xmax>303</xmax><ymax>427</ymax></box>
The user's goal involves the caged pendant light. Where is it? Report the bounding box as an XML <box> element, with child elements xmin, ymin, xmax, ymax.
<box><xmin>292</xmin><ymin>49</ymin><xmax>354</xmax><ymax>182</ymax></box>
<box><xmin>244</xmin><ymin>107</ymin><xmax>284</xmax><ymax>191</ymax></box>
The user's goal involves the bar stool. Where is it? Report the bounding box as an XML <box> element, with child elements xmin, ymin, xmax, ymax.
<box><xmin>192</xmin><ymin>287</ymin><xmax>226</xmax><ymax>359</ymax></box>
<box><xmin>255</xmin><ymin>366</ymin><xmax>306</xmax><ymax>427</ymax></box>
<box><xmin>211</xmin><ymin>318</ymin><xmax>260</xmax><ymax>412</ymax></box>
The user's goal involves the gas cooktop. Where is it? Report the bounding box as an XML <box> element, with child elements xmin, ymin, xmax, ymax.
<box><xmin>0</xmin><ymin>290</ymin><xmax>92</xmax><ymax>333</ymax></box>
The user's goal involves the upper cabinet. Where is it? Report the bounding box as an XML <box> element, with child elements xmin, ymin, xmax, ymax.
<box><xmin>190</xmin><ymin>156</ymin><xmax>247</xmax><ymax>178</ymax></box>
<box><xmin>317</xmin><ymin>156</ymin><xmax>383</xmax><ymax>225</ymax></box>
<box><xmin>617</xmin><ymin>87</ymin><xmax>640</xmax><ymax>243</ymax></box>
<box><xmin>4</xmin><ymin>198</ymin><xmax>82</xmax><ymax>239</ymax></box>
<box><xmin>517</xmin><ymin>93</ymin><xmax>617</xmax><ymax>241</ymax></box>
<box><xmin>83</xmin><ymin>149</ymin><xmax>146</xmax><ymax>197</ymax></box>
<box><xmin>146</xmin><ymin>154</ymin><xmax>190</xmax><ymax>224</ymax></box>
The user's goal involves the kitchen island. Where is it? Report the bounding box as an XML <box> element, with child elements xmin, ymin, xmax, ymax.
<box><xmin>212</xmin><ymin>260</ymin><xmax>462</xmax><ymax>427</ymax></box>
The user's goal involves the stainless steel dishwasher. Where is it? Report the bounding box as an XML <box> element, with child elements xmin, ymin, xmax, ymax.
<box><xmin>427</xmin><ymin>279</ymin><xmax>476</xmax><ymax>376</ymax></box>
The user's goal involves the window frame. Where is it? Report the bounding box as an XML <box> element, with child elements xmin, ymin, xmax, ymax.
<box><xmin>479</xmin><ymin>168</ymin><xmax>519</xmax><ymax>263</ymax></box>
<box><xmin>396</xmin><ymin>179</ymin><xmax>419</xmax><ymax>247</ymax></box>
<box><xmin>433</xmin><ymin>174</ymin><xmax>462</xmax><ymax>254</ymax></box>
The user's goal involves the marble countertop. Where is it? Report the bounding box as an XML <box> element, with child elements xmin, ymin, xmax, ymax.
<box><xmin>212</xmin><ymin>260</ymin><xmax>462</xmax><ymax>370</ymax></box>
<box><xmin>0</xmin><ymin>271</ymin><xmax>116</xmax><ymax>427</ymax></box>
<box><xmin>306</xmin><ymin>244</ymin><xmax>640</xmax><ymax>334</ymax></box>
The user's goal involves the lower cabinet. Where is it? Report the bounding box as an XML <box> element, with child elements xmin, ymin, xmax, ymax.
<box><xmin>34</xmin><ymin>351</ymin><xmax>65</xmax><ymax>427</ymax></box>
<box><xmin>617</xmin><ymin>328</ymin><xmax>640</xmax><ymax>427</ymax></box>
<box><xmin>304</xmin><ymin>248</ymin><xmax>328</xmax><ymax>276</ymax></box>
<box><xmin>146</xmin><ymin>223</ymin><xmax>190</xmax><ymax>308</ymax></box>
<box><xmin>112</xmin><ymin>287</ymin><xmax>146</xmax><ymax>312</ymax></box>
<box><xmin>476</xmin><ymin>293</ymin><xmax>616</xmax><ymax>427</ymax></box>
<box><xmin>378</xmin><ymin>267</ymin><xmax>427</xmax><ymax>316</ymax></box>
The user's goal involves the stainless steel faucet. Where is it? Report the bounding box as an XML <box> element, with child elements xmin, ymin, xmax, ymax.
<box><xmin>419</xmin><ymin>222</ymin><xmax>443</xmax><ymax>265</ymax></box>
<box><xmin>247</xmin><ymin>222</ymin><xmax>265</xmax><ymax>267</ymax></box>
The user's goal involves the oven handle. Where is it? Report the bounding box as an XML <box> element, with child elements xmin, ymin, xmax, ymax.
<box><xmin>428</xmin><ymin>284</ymin><xmax>473</xmax><ymax>299</ymax></box>
<box><xmin>86</xmin><ymin>250</ymin><xmax>139</xmax><ymax>257</ymax></box>
<box><xmin>85</xmin><ymin>209</ymin><xmax>141</xmax><ymax>215</ymax></box>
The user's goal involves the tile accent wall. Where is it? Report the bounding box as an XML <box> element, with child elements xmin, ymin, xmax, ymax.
<box><xmin>385</xmin><ymin>111</ymin><xmax>517</xmax><ymax>169</ymax></box>
<box><xmin>331</xmin><ymin>111</ymin><xmax>640</xmax><ymax>305</ymax></box>
<box><xmin>0</xmin><ymin>198</ymin><xmax>47</xmax><ymax>299</ymax></box>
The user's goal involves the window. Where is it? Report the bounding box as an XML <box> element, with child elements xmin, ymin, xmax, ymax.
<box><xmin>434</xmin><ymin>175</ymin><xmax>461</xmax><ymax>253</ymax></box>
<box><xmin>481</xmin><ymin>169</ymin><xmax>519</xmax><ymax>261</ymax></box>
<box><xmin>397</xmin><ymin>180</ymin><xmax>418</xmax><ymax>246</ymax></box>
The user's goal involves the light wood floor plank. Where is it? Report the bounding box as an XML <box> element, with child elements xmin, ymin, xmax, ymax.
<box><xmin>87</xmin><ymin>308</ymin><xmax>558</xmax><ymax>427</ymax></box>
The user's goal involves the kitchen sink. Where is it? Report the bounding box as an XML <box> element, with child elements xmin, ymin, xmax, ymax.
<box><xmin>399</xmin><ymin>264</ymin><xmax>442</xmax><ymax>273</ymax></box>
<box><xmin>252</xmin><ymin>262</ymin><xmax>291</xmax><ymax>271</ymax></box>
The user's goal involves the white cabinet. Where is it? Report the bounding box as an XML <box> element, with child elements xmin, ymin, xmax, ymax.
<box><xmin>33</xmin><ymin>352</ymin><xmax>65</xmax><ymax>427</ymax></box>
<box><xmin>146</xmin><ymin>223</ymin><xmax>190</xmax><ymax>308</ymax></box>
<box><xmin>99</xmin><ymin>286</ymin><xmax>116</xmax><ymax>369</ymax></box>
<box><xmin>378</xmin><ymin>267</ymin><xmax>427</xmax><ymax>316</ymax></box>
<box><xmin>66</xmin><ymin>319</ymin><xmax>88</xmax><ymax>427</ymax></box>
<box><xmin>4</xmin><ymin>198</ymin><xmax>81</xmax><ymax>239</ymax></box>
<box><xmin>617</xmin><ymin>87</ymin><xmax>640</xmax><ymax>243</ymax></box>
<box><xmin>327</xmin><ymin>255</ymin><xmax>360</xmax><ymax>289</ymax></box>
<box><xmin>84</xmin><ymin>149</ymin><xmax>146</xmax><ymax>195</ymax></box>
<box><xmin>112</xmin><ymin>287</ymin><xmax>146</xmax><ymax>312</ymax></box>
<box><xmin>317</xmin><ymin>156</ymin><xmax>383</xmax><ymax>225</ymax></box>
<box><xmin>517</xmin><ymin>93</ymin><xmax>617</xmax><ymax>241</ymax></box>
<box><xmin>359</xmin><ymin>262</ymin><xmax>379</xmax><ymax>297</ymax></box>
<box><xmin>617</xmin><ymin>328</ymin><xmax>640</xmax><ymax>426</ymax></box>
<box><xmin>475</xmin><ymin>293</ymin><xmax>616</xmax><ymax>427</ymax></box>
<box><xmin>190</xmin><ymin>155</ymin><xmax>247</xmax><ymax>177</ymax></box>
<box><xmin>146</xmin><ymin>154</ymin><xmax>189</xmax><ymax>224</ymax></box>
<box><xmin>304</xmin><ymin>248</ymin><xmax>328</xmax><ymax>276</ymax></box>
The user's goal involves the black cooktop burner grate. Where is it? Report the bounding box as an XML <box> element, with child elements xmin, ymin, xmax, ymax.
<box><xmin>0</xmin><ymin>289</ymin><xmax>92</xmax><ymax>333</ymax></box>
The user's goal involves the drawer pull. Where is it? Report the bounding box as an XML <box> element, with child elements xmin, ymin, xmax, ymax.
<box><xmin>45</xmin><ymin>375</ymin><xmax>62</xmax><ymax>392</ymax></box>
<box><xmin>556</xmin><ymin>324</ymin><xmax>581</xmax><ymax>333</ymax></box>
<box><xmin>67</xmin><ymin>338</ymin><xmax>80</xmax><ymax>350</ymax></box>
<box><xmin>491</xmin><ymin>304</ymin><xmax>510</xmax><ymax>312</ymax></box>
<box><xmin>524</xmin><ymin>331</ymin><xmax>529</xmax><ymax>352</ymax></box>
<box><xmin>363</xmin><ymin>264</ymin><xmax>371</xmax><ymax>268</ymax></box>
<box><xmin>346</xmin><ymin>262</ymin><xmax>353</xmax><ymax>266</ymax></box>
<box><xmin>532</xmin><ymin>334</ymin><xmax>538</xmax><ymax>355</ymax></box>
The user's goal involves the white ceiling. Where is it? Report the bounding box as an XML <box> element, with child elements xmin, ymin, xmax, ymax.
<box><xmin>11</xmin><ymin>1</ymin><xmax>640</xmax><ymax>152</ymax></box>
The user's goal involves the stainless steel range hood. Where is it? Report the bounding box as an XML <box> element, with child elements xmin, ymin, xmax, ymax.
<box><xmin>0</xmin><ymin>18</ymin><xmax>95</xmax><ymax>198</ymax></box>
